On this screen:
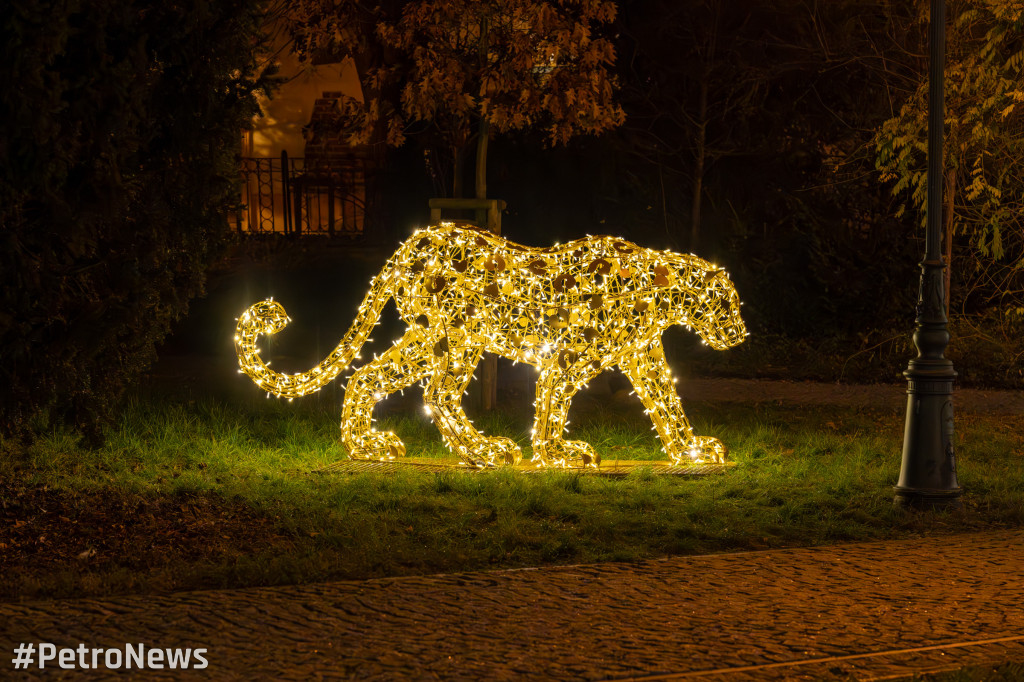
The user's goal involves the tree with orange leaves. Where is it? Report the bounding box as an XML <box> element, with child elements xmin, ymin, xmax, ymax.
<box><xmin>286</xmin><ymin>0</ymin><xmax>624</xmax><ymax>200</ymax></box>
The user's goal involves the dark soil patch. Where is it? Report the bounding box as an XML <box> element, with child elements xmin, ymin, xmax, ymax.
<box><xmin>0</xmin><ymin>483</ymin><xmax>295</xmax><ymax>597</ymax></box>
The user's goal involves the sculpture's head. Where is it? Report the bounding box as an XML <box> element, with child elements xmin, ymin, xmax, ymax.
<box><xmin>665</xmin><ymin>264</ymin><xmax>747</xmax><ymax>351</ymax></box>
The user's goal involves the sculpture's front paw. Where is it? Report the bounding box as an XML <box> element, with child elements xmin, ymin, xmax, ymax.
<box><xmin>671</xmin><ymin>435</ymin><xmax>727</xmax><ymax>465</ymax></box>
<box><xmin>346</xmin><ymin>430</ymin><xmax>407</xmax><ymax>460</ymax></box>
<box><xmin>480</xmin><ymin>437</ymin><xmax>524</xmax><ymax>467</ymax></box>
<box><xmin>532</xmin><ymin>439</ymin><xmax>600</xmax><ymax>468</ymax></box>
<box><xmin>465</xmin><ymin>436</ymin><xmax>523</xmax><ymax>467</ymax></box>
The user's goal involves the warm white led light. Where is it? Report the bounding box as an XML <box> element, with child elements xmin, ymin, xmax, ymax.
<box><xmin>235</xmin><ymin>222</ymin><xmax>746</xmax><ymax>467</ymax></box>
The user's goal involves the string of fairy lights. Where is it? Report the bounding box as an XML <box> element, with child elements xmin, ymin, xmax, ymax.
<box><xmin>235</xmin><ymin>222</ymin><xmax>746</xmax><ymax>468</ymax></box>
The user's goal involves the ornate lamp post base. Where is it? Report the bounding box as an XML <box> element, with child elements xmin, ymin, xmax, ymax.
<box><xmin>895</xmin><ymin>261</ymin><xmax>962</xmax><ymax>510</ymax></box>
<box><xmin>895</xmin><ymin>370</ymin><xmax>962</xmax><ymax>510</ymax></box>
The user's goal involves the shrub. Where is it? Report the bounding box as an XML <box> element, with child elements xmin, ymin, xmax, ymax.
<box><xmin>0</xmin><ymin>0</ymin><xmax>270</xmax><ymax>443</ymax></box>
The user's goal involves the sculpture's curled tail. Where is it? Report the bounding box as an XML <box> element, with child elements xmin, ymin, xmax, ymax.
<box><xmin>234</xmin><ymin>268</ymin><xmax>394</xmax><ymax>399</ymax></box>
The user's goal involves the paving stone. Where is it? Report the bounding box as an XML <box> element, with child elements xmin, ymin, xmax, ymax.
<box><xmin>3</xmin><ymin>530</ymin><xmax>1023</xmax><ymax>679</ymax></box>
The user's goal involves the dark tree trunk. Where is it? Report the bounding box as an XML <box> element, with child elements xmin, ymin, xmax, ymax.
<box><xmin>476</xmin><ymin>118</ymin><xmax>490</xmax><ymax>201</ymax></box>
<box><xmin>452</xmin><ymin>145</ymin><xmax>464</xmax><ymax>198</ymax></box>
<box><xmin>690</xmin><ymin>78</ymin><xmax>708</xmax><ymax>252</ymax></box>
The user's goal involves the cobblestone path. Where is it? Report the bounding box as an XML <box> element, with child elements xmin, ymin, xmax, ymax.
<box><xmin>3</xmin><ymin>530</ymin><xmax>1022</xmax><ymax>680</ymax></box>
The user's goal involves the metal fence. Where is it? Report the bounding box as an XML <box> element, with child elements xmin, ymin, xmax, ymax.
<box><xmin>234</xmin><ymin>151</ymin><xmax>367</xmax><ymax>237</ymax></box>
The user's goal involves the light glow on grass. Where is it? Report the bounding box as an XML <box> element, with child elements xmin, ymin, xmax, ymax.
<box><xmin>3</xmin><ymin>396</ymin><xmax>1021</xmax><ymax>602</ymax></box>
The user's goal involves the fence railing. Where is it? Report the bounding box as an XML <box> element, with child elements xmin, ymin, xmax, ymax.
<box><xmin>233</xmin><ymin>151</ymin><xmax>367</xmax><ymax>237</ymax></box>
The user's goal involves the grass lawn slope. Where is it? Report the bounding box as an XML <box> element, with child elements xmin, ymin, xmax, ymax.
<box><xmin>2</xmin><ymin>384</ymin><xmax>1021</xmax><ymax>602</ymax></box>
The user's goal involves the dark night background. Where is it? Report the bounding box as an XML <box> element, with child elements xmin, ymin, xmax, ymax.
<box><xmin>3</xmin><ymin>0</ymin><xmax>1023</xmax><ymax>443</ymax></box>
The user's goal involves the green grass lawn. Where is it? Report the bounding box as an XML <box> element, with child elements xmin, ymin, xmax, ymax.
<box><xmin>1</xmin><ymin>389</ymin><xmax>1022</xmax><ymax>602</ymax></box>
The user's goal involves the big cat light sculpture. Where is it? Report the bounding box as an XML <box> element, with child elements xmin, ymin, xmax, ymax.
<box><xmin>235</xmin><ymin>222</ymin><xmax>747</xmax><ymax>468</ymax></box>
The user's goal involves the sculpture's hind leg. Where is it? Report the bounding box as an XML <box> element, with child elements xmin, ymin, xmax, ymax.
<box><xmin>424</xmin><ymin>345</ymin><xmax>522</xmax><ymax>466</ymax></box>
<box><xmin>341</xmin><ymin>327</ymin><xmax>434</xmax><ymax>460</ymax></box>
<box><xmin>531</xmin><ymin>355</ymin><xmax>603</xmax><ymax>467</ymax></box>
<box><xmin>619</xmin><ymin>337</ymin><xmax>725</xmax><ymax>464</ymax></box>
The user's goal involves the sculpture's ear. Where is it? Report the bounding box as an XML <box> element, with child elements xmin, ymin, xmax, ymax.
<box><xmin>701</xmin><ymin>269</ymin><xmax>725</xmax><ymax>289</ymax></box>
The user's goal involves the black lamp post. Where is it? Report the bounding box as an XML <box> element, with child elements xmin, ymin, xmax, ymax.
<box><xmin>895</xmin><ymin>0</ymin><xmax>962</xmax><ymax>509</ymax></box>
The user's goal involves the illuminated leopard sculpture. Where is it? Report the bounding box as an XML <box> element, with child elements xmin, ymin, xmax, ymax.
<box><xmin>235</xmin><ymin>222</ymin><xmax>746</xmax><ymax>468</ymax></box>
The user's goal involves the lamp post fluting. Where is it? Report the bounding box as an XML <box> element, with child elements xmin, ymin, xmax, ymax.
<box><xmin>895</xmin><ymin>0</ymin><xmax>962</xmax><ymax>509</ymax></box>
